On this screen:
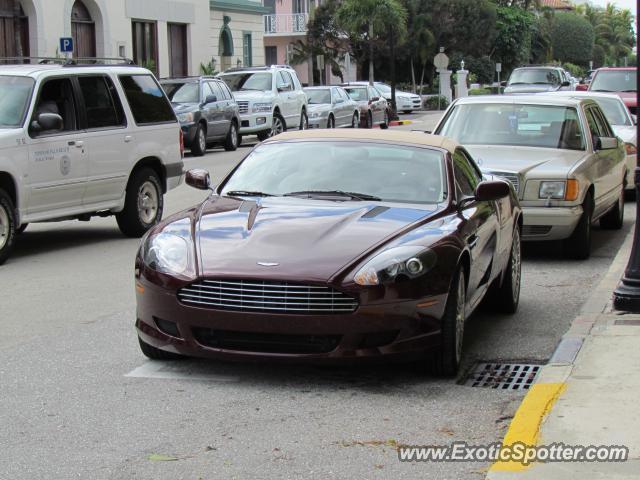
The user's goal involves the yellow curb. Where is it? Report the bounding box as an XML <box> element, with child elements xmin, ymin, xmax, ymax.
<box><xmin>490</xmin><ymin>383</ymin><xmax>566</xmax><ymax>472</ymax></box>
<box><xmin>392</xmin><ymin>120</ymin><xmax>413</xmax><ymax>125</ymax></box>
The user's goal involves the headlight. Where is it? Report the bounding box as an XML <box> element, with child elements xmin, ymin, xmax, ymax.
<box><xmin>143</xmin><ymin>232</ymin><xmax>190</xmax><ymax>275</ymax></box>
<box><xmin>309</xmin><ymin>111</ymin><xmax>323</xmax><ymax>118</ymax></box>
<box><xmin>177</xmin><ymin>112</ymin><xmax>194</xmax><ymax>123</ymax></box>
<box><xmin>539</xmin><ymin>181</ymin><xmax>566</xmax><ymax>199</ymax></box>
<box><xmin>354</xmin><ymin>246</ymin><xmax>437</xmax><ymax>286</ymax></box>
<box><xmin>625</xmin><ymin>142</ymin><xmax>637</xmax><ymax>155</ymax></box>
<box><xmin>252</xmin><ymin>103</ymin><xmax>272</xmax><ymax>113</ymax></box>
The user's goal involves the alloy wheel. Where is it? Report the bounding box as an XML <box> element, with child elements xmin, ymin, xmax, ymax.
<box><xmin>137</xmin><ymin>181</ymin><xmax>159</xmax><ymax>225</ymax></box>
<box><xmin>511</xmin><ymin>229</ymin><xmax>522</xmax><ymax>301</ymax></box>
<box><xmin>0</xmin><ymin>203</ymin><xmax>9</xmax><ymax>250</ymax></box>
<box><xmin>271</xmin><ymin>116</ymin><xmax>284</xmax><ymax>136</ymax></box>
<box><xmin>455</xmin><ymin>274</ymin><xmax>466</xmax><ymax>364</ymax></box>
<box><xmin>198</xmin><ymin>128</ymin><xmax>206</xmax><ymax>153</ymax></box>
<box><xmin>230</xmin><ymin>123</ymin><xmax>238</xmax><ymax>148</ymax></box>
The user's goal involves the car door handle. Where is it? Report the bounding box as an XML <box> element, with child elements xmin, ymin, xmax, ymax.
<box><xmin>468</xmin><ymin>234</ymin><xmax>478</xmax><ymax>249</ymax></box>
<box><xmin>68</xmin><ymin>140</ymin><xmax>84</xmax><ymax>148</ymax></box>
<box><xmin>124</xmin><ymin>135</ymin><xmax>133</xmax><ymax>143</ymax></box>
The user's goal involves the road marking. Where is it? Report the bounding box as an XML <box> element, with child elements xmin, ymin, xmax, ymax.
<box><xmin>125</xmin><ymin>361</ymin><xmax>239</xmax><ymax>382</ymax></box>
<box><xmin>489</xmin><ymin>382</ymin><xmax>566</xmax><ymax>472</ymax></box>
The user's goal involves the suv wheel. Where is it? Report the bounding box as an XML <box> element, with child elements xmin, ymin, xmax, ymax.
<box><xmin>299</xmin><ymin>110</ymin><xmax>308</xmax><ymax>130</ymax></box>
<box><xmin>117</xmin><ymin>168</ymin><xmax>164</xmax><ymax>238</ymax></box>
<box><xmin>256</xmin><ymin>130</ymin><xmax>270</xmax><ymax>142</ymax></box>
<box><xmin>270</xmin><ymin>113</ymin><xmax>286</xmax><ymax>137</ymax></box>
<box><xmin>224</xmin><ymin>121</ymin><xmax>239</xmax><ymax>151</ymax></box>
<box><xmin>191</xmin><ymin>124</ymin><xmax>207</xmax><ymax>157</ymax></box>
<box><xmin>0</xmin><ymin>189</ymin><xmax>16</xmax><ymax>265</ymax></box>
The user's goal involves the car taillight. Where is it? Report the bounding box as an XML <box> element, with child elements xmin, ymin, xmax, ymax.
<box><xmin>179</xmin><ymin>130</ymin><xmax>184</xmax><ymax>157</ymax></box>
<box><xmin>625</xmin><ymin>142</ymin><xmax>637</xmax><ymax>155</ymax></box>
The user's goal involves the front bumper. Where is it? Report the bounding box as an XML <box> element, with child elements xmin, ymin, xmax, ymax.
<box><xmin>308</xmin><ymin>115</ymin><xmax>329</xmax><ymax>128</ymax></box>
<box><xmin>398</xmin><ymin>98</ymin><xmax>421</xmax><ymax>111</ymax></box>
<box><xmin>238</xmin><ymin>112</ymin><xmax>272</xmax><ymax>134</ymax></box>
<box><xmin>135</xmin><ymin>277</ymin><xmax>446</xmax><ymax>364</ymax></box>
<box><xmin>625</xmin><ymin>154</ymin><xmax>636</xmax><ymax>190</ymax></box>
<box><xmin>521</xmin><ymin>205</ymin><xmax>583</xmax><ymax>241</ymax></box>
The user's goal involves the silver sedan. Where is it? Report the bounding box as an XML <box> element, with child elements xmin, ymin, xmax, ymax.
<box><xmin>303</xmin><ymin>86</ymin><xmax>360</xmax><ymax>129</ymax></box>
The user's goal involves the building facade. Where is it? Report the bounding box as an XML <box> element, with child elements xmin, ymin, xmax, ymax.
<box><xmin>0</xmin><ymin>0</ymin><xmax>217</xmax><ymax>77</ymax></box>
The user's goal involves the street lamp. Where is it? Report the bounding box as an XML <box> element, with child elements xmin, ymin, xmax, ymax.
<box><xmin>613</xmin><ymin>167</ymin><xmax>640</xmax><ymax>311</ymax></box>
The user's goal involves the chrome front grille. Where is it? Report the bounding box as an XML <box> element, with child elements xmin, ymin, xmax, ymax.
<box><xmin>489</xmin><ymin>171</ymin><xmax>520</xmax><ymax>193</ymax></box>
<box><xmin>178</xmin><ymin>279</ymin><xmax>358</xmax><ymax>314</ymax></box>
<box><xmin>237</xmin><ymin>101</ymin><xmax>249</xmax><ymax>114</ymax></box>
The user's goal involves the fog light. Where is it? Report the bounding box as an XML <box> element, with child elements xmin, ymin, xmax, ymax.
<box><xmin>406</xmin><ymin>258</ymin><xmax>424</xmax><ymax>275</ymax></box>
<box><xmin>256</xmin><ymin>117</ymin><xmax>266</xmax><ymax>125</ymax></box>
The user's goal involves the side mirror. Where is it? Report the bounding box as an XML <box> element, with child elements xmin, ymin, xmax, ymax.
<box><xmin>576</xmin><ymin>84</ymin><xmax>588</xmax><ymax>91</ymax></box>
<box><xmin>475</xmin><ymin>180</ymin><xmax>511</xmax><ymax>202</ymax></box>
<box><xmin>185</xmin><ymin>168</ymin><xmax>212</xmax><ymax>190</ymax></box>
<box><xmin>561</xmin><ymin>81</ymin><xmax>571</xmax><ymax>87</ymax></box>
<box><xmin>500</xmin><ymin>81</ymin><xmax>507</xmax><ymax>87</ymax></box>
<box><xmin>204</xmin><ymin>94</ymin><xmax>217</xmax><ymax>104</ymax></box>
<box><xmin>595</xmin><ymin>136</ymin><xmax>618</xmax><ymax>150</ymax></box>
<box><xmin>31</xmin><ymin>113</ymin><xmax>63</xmax><ymax>132</ymax></box>
<box><xmin>277</xmin><ymin>82</ymin><xmax>291</xmax><ymax>92</ymax></box>
<box><xmin>370</xmin><ymin>96</ymin><xmax>380</xmax><ymax>102</ymax></box>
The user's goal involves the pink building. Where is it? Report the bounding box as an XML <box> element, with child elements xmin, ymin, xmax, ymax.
<box><xmin>262</xmin><ymin>0</ymin><xmax>356</xmax><ymax>85</ymax></box>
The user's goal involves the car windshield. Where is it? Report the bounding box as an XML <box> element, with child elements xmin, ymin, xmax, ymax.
<box><xmin>437</xmin><ymin>103</ymin><xmax>585</xmax><ymax>150</ymax></box>
<box><xmin>162</xmin><ymin>82</ymin><xmax>199</xmax><ymax>103</ymax></box>
<box><xmin>220</xmin><ymin>141</ymin><xmax>446</xmax><ymax>204</ymax></box>
<box><xmin>590</xmin><ymin>70</ymin><xmax>637</xmax><ymax>92</ymax></box>
<box><xmin>374</xmin><ymin>83</ymin><xmax>391</xmax><ymax>93</ymax></box>
<box><xmin>304</xmin><ymin>89</ymin><xmax>331</xmax><ymax>104</ymax></box>
<box><xmin>0</xmin><ymin>76</ymin><xmax>34</xmax><ymax>128</ymax></box>
<box><xmin>508</xmin><ymin>69</ymin><xmax>560</xmax><ymax>85</ymax></box>
<box><xmin>344</xmin><ymin>87</ymin><xmax>366</xmax><ymax>101</ymax></box>
<box><xmin>219</xmin><ymin>72</ymin><xmax>272</xmax><ymax>92</ymax></box>
<box><xmin>593</xmin><ymin>97</ymin><xmax>632</xmax><ymax>126</ymax></box>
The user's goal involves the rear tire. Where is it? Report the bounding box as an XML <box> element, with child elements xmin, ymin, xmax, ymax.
<box><xmin>191</xmin><ymin>124</ymin><xmax>207</xmax><ymax>156</ymax></box>
<box><xmin>299</xmin><ymin>110</ymin><xmax>308</xmax><ymax>130</ymax></box>
<box><xmin>564</xmin><ymin>192</ymin><xmax>592</xmax><ymax>260</ymax></box>
<box><xmin>138</xmin><ymin>337</ymin><xmax>185</xmax><ymax>360</ymax></box>
<box><xmin>0</xmin><ymin>189</ymin><xmax>17</xmax><ymax>265</ymax></box>
<box><xmin>256</xmin><ymin>130</ymin><xmax>270</xmax><ymax>142</ymax></box>
<box><xmin>351</xmin><ymin>111</ymin><xmax>359</xmax><ymax>128</ymax></box>
<box><xmin>223</xmin><ymin>121</ymin><xmax>239</xmax><ymax>151</ymax></box>
<box><xmin>116</xmin><ymin>168</ymin><xmax>163</xmax><ymax>238</ymax></box>
<box><xmin>430</xmin><ymin>268</ymin><xmax>466</xmax><ymax>377</ymax></box>
<box><xmin>327</xmin><ymin>115</ymin><xmax>335</xmax><ymax>129</ymax></box>
<box><xmin>380</xmin><ymin>110</ymin><xmax>389</xmax><ymax>129</ymax></box>
<box><xmin>486</xmin><ymin>227</ymin><xmax>521</xmax><ymax>314</ymax></box>
<box><xmin>599</xmin><ymin>188</ymin><xmax>624</xmax><ymax>230</ymax></box>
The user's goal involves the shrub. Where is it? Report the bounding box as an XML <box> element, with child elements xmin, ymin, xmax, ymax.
<box><xmin>550</xmin><ymin>13</ymin><xmax>595</xmax><ymax>66</ymax></box>
<box><xmin>469</xmin><ymin>87</ymin><xmax>492</xmax><ymax>95</ymax></box>
<box><xmin>424</xmin><ymin>95</ymin><xmax>450</xmax><ymax>110</ymax></box>
<box><xmin>563</xmin><ymin>62</ymin><xmax>585</xmax><ymax>79</ymax></box>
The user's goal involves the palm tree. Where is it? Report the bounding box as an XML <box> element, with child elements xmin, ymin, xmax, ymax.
<box><xmin>336</xmin><ymin>0</ymin><xmax>408</xmax><ymax>84</ymax></box>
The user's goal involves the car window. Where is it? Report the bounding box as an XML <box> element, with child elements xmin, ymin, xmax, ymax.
<box><xmin>331</xmin><ymin>88</ymin><xmax>343</xmax><ymax>103</ymax></box>
<box><xmin>207</xmin><ymin>82</ymin><xmax>224</xmax><ymax>102</ymax></box>
<box><xmin>77</xmin><ymin>75</ymin><xmax>126</xmax><ymax>129</ymax></box>
<box><xmin>220</xmin><ymin>141</ymin><xmax>446</xmax><ymax>204</ymax></box>
<box><xmin>0</xmin><ymin>76</ymin><xmax>34</xmax><ymax>128</ymax></box>
<box><xmin>590</xmin><ymin>70</ymin><xmax>637</xmax><ymax>92</ymax></box>
<box><xmin>437</xmin><ymin>103</ymin><xmax>585</xmax><ymax>151</ymax></box>
<box><xmin>584</xmin><ymin>107</ymin><xmax>605</xmax><ymax>137</ymax></box>
<box><xmin>337</xmin><ymin>88</ymin><xmax>350</xmax><ymax>101</ymax></box>
<box><xmin>31</xmin><ymin>77</ymin><xmax>79</xmax><ymax>135</ymax></box>
<box><xmin>304</xmin><ymin>89</ymin><xmax>331</xmax><ymax>104</ymax></box>
<box><xmin>594</xmin><ymin>97</ymin><xmax>631</xmax><ymax>126</ymax></box>
<box><xmin>453</xmin><ymin>150</ymin><xmax>480</xmax><ymax>198</ymax></box>
<box><xmin>162</xmin><ymin>82</ymin><xmax>199</xmax><ymax>103</ymax></box>
<box><xmin>368</xmin><ymin>87</ymin><xmax>379</xmax><ymax>98</ymax></box>
<box><xmin>277</xmin><ymin>71</ymin><xmax>292</xmax><ymax>91</ymax></box>
<box><xmin>591</xmin><ymin>106</ymin><xmax>614</xmax><ymax>137</ymax></box>
<box><xmin>215</xmin><ymin>81</ymin><xmax>231</xmax><ymax>100</ymax></box>
<box><xmin>119</xmin><ymin>74</ymin><xmax>176</xmax><ymax>125</ymax></box>
<box><xmin>344</xmin><ymin>87</ymin><xmax>365</xmax><ymax>101</ymax></box>
<box><xmin>220</xmin><ymin>72</ymin><xmax>273</xmax><ymax>92</ymax></box>
<box><xmin>508</xmin><ymin>69</ymin><xmax>560</xmax><ymax>86</ymax></box>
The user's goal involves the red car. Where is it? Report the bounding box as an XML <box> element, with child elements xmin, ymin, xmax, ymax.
<box><xmin>587</xmin><ymin>67</ymin><xmax>637</xmax><ymax>116</ymax></box>
<box><xmin>134</xmin><ymin>130</ymin><xmax>522</xmax><ymax>375</ymax></box>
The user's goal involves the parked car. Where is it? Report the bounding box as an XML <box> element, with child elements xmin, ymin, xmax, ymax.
<box><xmin>344</xmin><ymin>81</ymin><xmax>422</xmax><ymax>113</ymax></box>
<box><xmin>218</xmin><ymin>65</ymin><xmax>308</xmax><ymax>141</ymax></box>
<box><xmin>587</xmin><ymin>67</ymin><xmax>637</xmax><ymax>116</ymax></box>
<box><xmin>343</xmin><ymin>84</ymin><xmax>390</xmax><ymax>129</ymax></box>
<box><xmin>303</xmin><ymin>86</ymin><xmax>360</xmax><ymax>129</ymax></box>
<box><xmin>134</xmin><ymin>129</ymin><xmax>521</xmax><ymax>376</ymax></box>
<box><xmin>0</xmin><ymin>61</ymin><xmax>183</xmax><ymax>265</ymax></box>
<box><xmin>434</xmin><ymin>95</ymin><xmax>626</xmax><ymax>259</ymax></box>
<box><xmin>161</xmin><ymin>76</ymin><xmax>240</xmax><ymax>156</ymax></box>
<box><xmin>503</xmin><ymin>66</ymin><xmax>573</xmax><ymax>94</ymax></box>
<box><xmin>546</xmin><ymin>91</ymin><xmax>637</xmax><ymax>192</ymax></box>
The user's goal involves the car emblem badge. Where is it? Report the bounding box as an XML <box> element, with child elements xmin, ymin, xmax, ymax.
<box><xmin>257</xmin><ymin>262</ymin><xmax>279</xmax><ymax>267</ymax></box>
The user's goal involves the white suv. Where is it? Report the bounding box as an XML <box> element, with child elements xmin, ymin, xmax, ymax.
<box><xmin>218</xmin><ymin>65</ymin><xmax>308</xmax><ymax>141</ymax></box>
<box><xmin>0</xmin><ymin>61</ymin><xmax>183</xmax><ymax>264</ymax></box>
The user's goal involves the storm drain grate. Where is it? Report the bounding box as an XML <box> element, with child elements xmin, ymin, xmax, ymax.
<box><xmin>464</xmin><ymin>362</ymin><xmax>542</xmax><ymax>390</ymax></box>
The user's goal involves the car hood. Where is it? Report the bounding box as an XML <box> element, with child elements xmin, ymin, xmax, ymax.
<box><xmin>465</xmin><ymin>145</ymin><xmax>586</xmax><ymax>177</ymax></box>
<box><xmin>171</xmin><ymin>102</ymin><xmax>198</xmax><ymax>113</ymax></box>
<box><xmin>195</xmin><ymin>196</ymin><xmax>442</xmax><ymax>280</ymax></box>
<box><xmin>504</xmin><ymin>84</ymin><xmax>559</xmax><ymax>94</ymax></box>
<box><xmin>613</xmin><ymin>125</ymin><xmax>637</xmax><ymax>144</ymax></box>
<box><xmin>396</xmin><ymin>91</ymin><xmax>420</xmax><ymax>99</ymax></box>
<box><xmin>616</xmin><ymin>91</ymin><xmax>637</xmax><ymax>107</ymax></box>
<box><xmin>0</xmin><ymin>128</ymin><xmax>21</xmax><ymax>149</ymax></box>
<box><xmin>231</xmin><ymin>90</ymin><xmax>274</xmax><ymax>102</ymax></box>
<box><xmin>307</xmin><ymin>104</ymin><xmax>331</xmax><ymax>113</ymax></box>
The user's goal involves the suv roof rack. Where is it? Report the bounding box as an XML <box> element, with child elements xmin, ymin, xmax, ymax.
<box><xmin>0</xmin><ymin>56</ymin><xmax>136</xmax><ymax>66</ymax></box>
<box><xmin>221</xmin><ymin>64</ymin><xmax>294</xmax><ymax>73</ymax></box>
<box><xmin>159</xmin><ymin>75</ymin><xmax>218</xmax><ymax>81</ymax></box>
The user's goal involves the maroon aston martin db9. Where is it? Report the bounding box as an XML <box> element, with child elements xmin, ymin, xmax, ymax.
<box><xmin>135</xmin><ymin>129</ymin><xmax>522</xmax><ymax>375</ymax></box>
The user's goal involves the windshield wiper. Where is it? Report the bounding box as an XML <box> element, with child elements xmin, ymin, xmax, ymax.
<box><xmin>620</xmin><ymin>90</ymin><xmax>637</xmax><ymax>92</ymax></box>
<box><xmin>283</xmin><ymin>190</ymin><xmax>381</xmax><ymax>201</ymax></box>
<box><xmin>508</xmin><ymin>82</ymin><xmax>526</xmax><ymax>85</ymax></box>
<box><xmin>591</xmin><ymin>89</ymin><xmax>613</xmax><ymax>92</ymax></box>
<box><xmin>225</xmin><ymin>190</ymin><xmax>274</xmax><ymax>197</ymax></box>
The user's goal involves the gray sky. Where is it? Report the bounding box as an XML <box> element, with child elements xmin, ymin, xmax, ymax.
<box><xmin>577</xmin><ymin>0</ymin><xmax>637</xmax><ymax>14</ymax></box>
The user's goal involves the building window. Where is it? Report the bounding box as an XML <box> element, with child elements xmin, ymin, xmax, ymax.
<box><xmin>132</xmin><ymin>20</ymin><xmax>158</xmax><ymax>74</ymax></box>
<box><xmin>0</xmin><ymin>0</ymin><xmax>29</xmax><ymax>60</ymax></box>
<box><xmin>71</xmin><ymin>0</ymin><xmax>96</xmax><ymax>58</ymax></box>
<box><xmin>243</xmin><ymin>32</ymin><xmax>252</xmax><ymax>68</ymax></box>
<box><xmin>265</xmin><ymin>46</ymin><xmax>277</xmax><ymax>66</ymax></box>
<box><xmin>168</xmin><ymin>23</ymin><xmax>187</xmax><ymax>77</ymax></box>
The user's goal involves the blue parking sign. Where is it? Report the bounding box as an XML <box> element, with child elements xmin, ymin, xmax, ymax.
<box><xmin>59</xmin><ymin>37</ymin><xmax>73</xmax><ymax>53</ymax></box>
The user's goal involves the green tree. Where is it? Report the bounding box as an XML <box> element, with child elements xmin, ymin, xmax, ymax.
<box><xmin>550</xmin><ymin>13</ymin><xmax>595</xmax><ymax>66</ymax></box>
<box><xmin>336</xmin><ymin>0</ymin><xmax>408</xmax><ymax>83</ymax></box>
<box><xmin>491</xmin><ymin>6</ymin><xmax>534</xmax><ymax>72</ymax></box>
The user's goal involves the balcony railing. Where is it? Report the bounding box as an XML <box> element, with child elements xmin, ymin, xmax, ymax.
<box><xmin>264</xmin><ymin>13</ymin><xmax>309</xmax><ymax>35</ymax></box>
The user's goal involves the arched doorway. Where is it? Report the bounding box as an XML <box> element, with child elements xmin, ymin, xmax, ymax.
<box><xmin>0</xmin><ymin>0</ymin><xmax>29</xmax><ymax>60</ymax></box>
<box><xmin>219</xmin><ymin>16</ymin><xmax>234</xmax><ymax>71</ymax></box>
<box><xmin>71</xmin><ymin>0</ymin><xmax>95</xmax><ymax>58</ymax></box>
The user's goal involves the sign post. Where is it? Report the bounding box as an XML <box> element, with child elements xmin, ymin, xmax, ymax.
<box><xmin>316</xmin><ymin>54</ymin><xmax>325</xmax><ymax>85</ymax></box>
<box><xmin>496</xmin><ymin>62</ymin><xmax>502</xmax><ymax>94</ymax></box>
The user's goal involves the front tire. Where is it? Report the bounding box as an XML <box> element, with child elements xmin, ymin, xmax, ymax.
<box><xmin>351</xmin><ymin>111</ymin><xmax>359</xmax><ymax>128</ymax></box>
<box><xmin>402</xmin><ymin>110</ymin><xmax>412</xmax><ymax>114</ymax></box>
<box><xmin>116</xmin><ymin>168</ymin><xmax>164</xmax><ymax>238</ymax></box>
<box><xmin>599</xmin><ymin>188</ymin><xmax>624</xmax><ymax>230</ymax></box>
<box><xmin>191</xmin><ymin>124</ymin><xmax>207</xmax><ymax>157</ymax></box>
<box><xmin>365</xmin><ymin>111</ymin><xmax>373</xmax><ymax>129</ymax></box>
<box><xmin>138</xmin><ymin>337</ymin><xmax>185</xmax><ymax>360</ymax></box>
<box><xmin>223</xmin><ymin>121</ymin><xmax>239</xmax><ymax>151</ymax></box>
<box><xmin>299</xmin><ymin>110</ymin><xmax>308</xmax><ymax>130</ymax></box>
<box><xmin>256</xmin><ymin>130</ymin><xmax>270</xmax><ymax>142</ymax></box>
<box><xmin>564</xmin><ymin>192</ymin><xmax>592</xmax><ymax>260</ymax></box>
<box><xmin>431</xmin><ymin>268</ymin><xmax>466</xmax><ymax>376</ymax></box>
<box><xmin>380</xmin><ymin>110</ymin><xmax>389</xmax><ymax>129</ymax></box>
<box><xmin>327</xmin><ymin>114</ymin><xmax>335</xmax><ymax>129</ymax></box>
<box><xmin>270</xmin><ymin>113</ymin><xmax>286</xmax><ymax>137</ymax></box>
<box><xmin>0</xmin><ymin>189</ymin><xmax>17</xmax><ymax>265</ymax></box>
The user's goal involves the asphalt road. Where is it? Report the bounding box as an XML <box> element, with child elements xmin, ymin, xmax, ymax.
<box><xmin>0</xmin><ymin>112</ymin><xmax>634</xmax><ymax>479</ymax></box>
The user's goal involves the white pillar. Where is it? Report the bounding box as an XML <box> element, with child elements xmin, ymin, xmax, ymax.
<box><xmin>438</xmin><ymin>69</ymin><xmax>452</xmax><ymax>104</ymax></box>
<box><xmin>456</xmin><ymin>69</ymin><xmax>469</xmax><ymax>98</ymax></box>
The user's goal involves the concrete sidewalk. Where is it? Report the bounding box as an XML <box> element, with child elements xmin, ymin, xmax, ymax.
<box><xmin>487</xmin><ymin>230</ymin><xmax>640</xmax><ymax>479</ymax></box>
